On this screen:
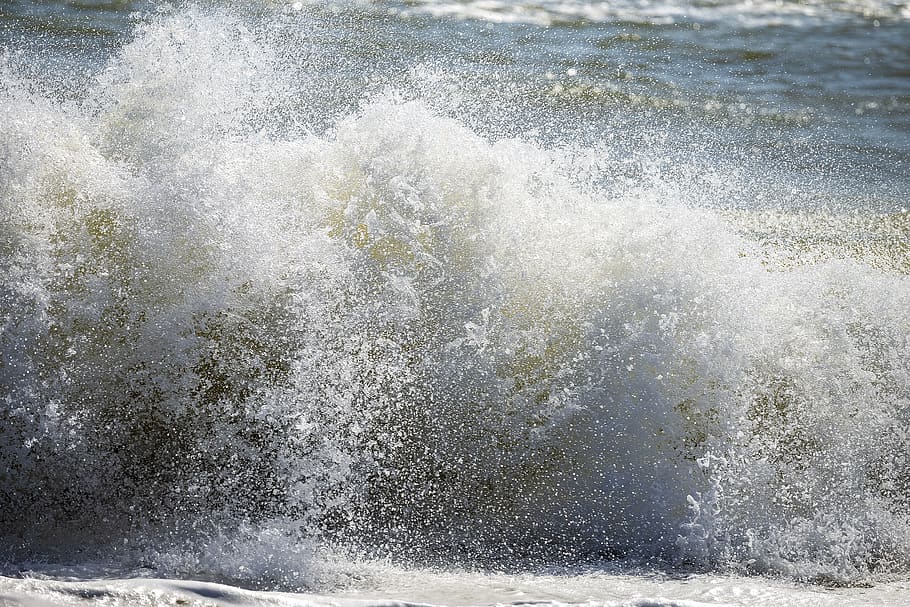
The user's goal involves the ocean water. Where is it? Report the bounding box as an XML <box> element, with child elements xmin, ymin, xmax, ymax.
<box><xmin>1</xmin><ymin>0</ymin><xmax>909</xmax><ymax>605</ymax></box>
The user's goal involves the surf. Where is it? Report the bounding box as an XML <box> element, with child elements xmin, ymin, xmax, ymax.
<box><xmin>1</xmin><ymin>4</ymin><xmax>908</xmax><ymax>592</ymax></box>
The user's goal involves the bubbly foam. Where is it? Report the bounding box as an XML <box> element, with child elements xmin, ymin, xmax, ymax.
<box><xmin>392</xmin><ymin>0</ymin><xmax>910</xmax><ymax>27</ymax></box>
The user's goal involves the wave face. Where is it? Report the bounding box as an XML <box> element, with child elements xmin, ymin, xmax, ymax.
<box><xmin>1</xmin><ymin>3</ymin><xmax>910</xmax><ymax>588</ymax></box>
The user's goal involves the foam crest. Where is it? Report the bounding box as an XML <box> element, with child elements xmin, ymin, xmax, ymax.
<box><xmin>394</xmin><ymin>0</ymin><xmax>910</xmax><ymax>27</ymax></box>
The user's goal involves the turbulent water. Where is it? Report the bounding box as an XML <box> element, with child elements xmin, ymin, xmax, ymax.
<box><xmin>1</xmin><ymin>0</ymin><xmax>909</xmax><ymax>601</ymax></box>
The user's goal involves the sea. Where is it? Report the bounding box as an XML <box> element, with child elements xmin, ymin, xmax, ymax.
<box><xmin>0</xmin><ymin>0</ymin><xmax>909</xmax><ymax>605</ymax></box>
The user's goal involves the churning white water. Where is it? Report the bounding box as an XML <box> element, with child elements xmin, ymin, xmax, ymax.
<box><xmin>1</xmin><ymin>4</ymin><xmax>909</xmax><ymax>605</ymax></box>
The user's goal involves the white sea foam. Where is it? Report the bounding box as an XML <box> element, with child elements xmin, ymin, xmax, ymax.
<box><xmin>3</xmin><ymin>569</ymin><xmax>910</xmax><ymax>606</ymax></box>
<box><xmin>389</xmin><ymin>0</ymin><xmax>910</xmax><ymax>27</ymax></box>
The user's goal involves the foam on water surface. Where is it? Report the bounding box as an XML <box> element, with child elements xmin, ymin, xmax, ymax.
<box><xmin>3</xmin><ymin>569</ymin><xmax>910</xmax><ymax>607</ymax></box>
<box><xmin>390</xmin><ymin>0</ymin><xmax>910</xmax><ymax>27</ymax></box>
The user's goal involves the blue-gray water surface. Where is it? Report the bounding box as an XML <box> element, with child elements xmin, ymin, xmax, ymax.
<box><xmin>2</xmin><ymin>0</ymin><xmax>908</xmax><ymax>208</ymax></box>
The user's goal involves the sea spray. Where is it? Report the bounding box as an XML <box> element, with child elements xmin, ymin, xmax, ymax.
<box><xmin>1</xmin><ymin>4</ymin><xmax>909</xmax><ymax>587</ymax></box>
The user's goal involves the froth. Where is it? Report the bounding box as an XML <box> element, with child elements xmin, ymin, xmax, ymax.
<box><xmin>394</xmin><ymin>0</ymin><xmax>910</xmax><ymax>27</ymax></box>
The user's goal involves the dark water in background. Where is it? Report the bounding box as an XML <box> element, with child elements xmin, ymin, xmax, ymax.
<box><xmin>1</xmin><ymin>0</ymin><xmax>910</xmax><ymax>591</ymax></box>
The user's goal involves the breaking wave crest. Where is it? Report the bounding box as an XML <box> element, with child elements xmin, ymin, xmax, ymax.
<box><xmin>1</xmin><ymin>6</ymin><xmax>909</xmax><ymax>587</ymax></box>
<box><xmin>394</xmin><ymin>0</ymin><xmax>910</xmax><ymax>28</ymax></box>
